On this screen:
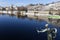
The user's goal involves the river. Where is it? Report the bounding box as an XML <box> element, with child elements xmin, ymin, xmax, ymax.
<box><xmin>0</xmin><ymin>14</ymin><xmax>60</xmax><ymax>40</ymax></box>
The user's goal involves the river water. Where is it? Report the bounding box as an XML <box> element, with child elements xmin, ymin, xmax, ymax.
<box><xmin>0</xmin><ymin>14</ymin><xmax>60</xmax><ymax>40</ymax></box>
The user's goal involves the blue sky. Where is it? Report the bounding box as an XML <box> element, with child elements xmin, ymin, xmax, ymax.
<box><xmin>0</xmin><ymin>0</ymin><xmax>60</xmax><ymax>6</ymax></box>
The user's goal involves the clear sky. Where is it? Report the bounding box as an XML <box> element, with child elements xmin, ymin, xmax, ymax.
<box><xmin>0</xmin><ymin>0</ymin><xmax>60</xmax><ymax>6</ymax></box>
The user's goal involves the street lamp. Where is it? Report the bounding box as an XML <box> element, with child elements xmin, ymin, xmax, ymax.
<box><xmin>37</xmin><ymin>24</ymin><xmax>57</xmax><ymax>40</ymax></box>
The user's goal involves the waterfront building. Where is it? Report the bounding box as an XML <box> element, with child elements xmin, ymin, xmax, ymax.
<box><xmin>26</xmin><ymin>1</ymin><xmax>60</xmax><ymax>16</ymax></box>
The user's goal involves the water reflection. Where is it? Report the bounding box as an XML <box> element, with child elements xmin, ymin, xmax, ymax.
<box><xmin>48</xmin><ymin>18</ymin><xmax>60</xmax><ymax>26</ymax></box>
<box><xmin>6</xmin><ymin>13</ymin><xmax>60</xmax><ymax>26</ymax></box>
<box><xmin>27</xmin><ymin>15</ymin><xmax>60</xmax><ymax>26</ymax></box>
<box><xmin>0</xmin><ymin>13</ymin><xmax>60</xmax><ymax>26</ymax></box>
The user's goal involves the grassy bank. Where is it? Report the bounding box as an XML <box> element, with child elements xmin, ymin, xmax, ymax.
<box><xmin>48</xmin><ymin>15</ymin><xmax>60</xmax><ymax>19</ymax></box>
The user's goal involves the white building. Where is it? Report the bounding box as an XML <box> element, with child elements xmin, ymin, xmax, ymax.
<box><xmin>26</xmin><ymin>1</ymin><xmax>60</xmax><ymax>15</ymax></box>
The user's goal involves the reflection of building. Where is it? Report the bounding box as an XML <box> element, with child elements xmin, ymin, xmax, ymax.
<box><xmin>15</xmin><ymin>6</ymin><xmax>27</xmax><ymax>16</ymax></box>
<box><xmin>0</xmin><ymin>5</ymin><xmax>27</xmax><ymax>15</ymax></box>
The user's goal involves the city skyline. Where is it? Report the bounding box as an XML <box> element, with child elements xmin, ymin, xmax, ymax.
<box><xmin>0</xmin><ymin>0</ymin><xmax>60</xmax><ymax>6</ymax></box>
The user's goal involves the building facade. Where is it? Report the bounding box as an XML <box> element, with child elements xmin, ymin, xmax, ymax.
<box><xmin>26</xmin><ymin>1</ymin><xmax>60</xmax><ymax>15</ymax></box>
